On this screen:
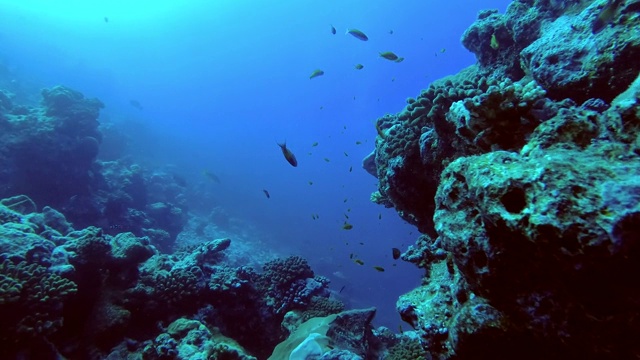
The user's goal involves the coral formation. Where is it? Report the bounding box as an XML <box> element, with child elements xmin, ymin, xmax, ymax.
<box><xmin>0</xmin><ymin>198</ymin><xmax>373</xmax><ymax>359</ymax></box>
<box><xmin>364</xmin><ymin>0</ymin><xmax>640</xmax><ymax>358</ymax></box>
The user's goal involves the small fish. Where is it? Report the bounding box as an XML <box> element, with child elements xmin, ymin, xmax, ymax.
<box><xmin>354</xmin><ymin>259</ymin><xmax>364</xmax><ymax>265</ymax></box>
<box><xmin>324</xmin><ymin>158</ymin><xmax>331</xmax><ymax>162</ymax></box>
<box><xmin>349</xmin><ymin>253</ymin><xmax>354</xmax><ymax>259</ymax></box>
<box><xmin>308</xmin><ymin>181</ymin><xmax>313</xmax><ymax>185</ymax></box>
<box><xmin>394</xmin><ymin>57</ymin><xmax>405</xmax><ymax>63</ymax></box>
<box><xmin>109</xmin><ymin>224</ymin><xmax>128</xmax><ymax>230</ymax></box>
<box><xmin>263</xmin><ymin>189</ymin><xmax>271</xmax><ymax>199</ymax></box>
<box><xmin>310</xmin><ymin>69</ymin><xmax>325</xmax><ymax>79</ymax></box>
<box><xmin>343</xmin><ymin>198</ymin><xmax>348</xmax><ymax>203</ymax></box>
<box><xmin>375</xmin><ymin>122</ymin><xmax>387</xmax><ymax>139</ymax></box>
<box><xmin>330</xmin><ymin>25</ymin><xmax>336</xmax><ymax>34</ymax></box>
<box><xmin>379</xmin><ymin>51</ymin><xmax>399</xmax><ymax>61</ymax></box>
<box><xmin>346</xmin><ymin>28</ymin><xmax>368</xmax><ymax>41</ymax></box>
<box><xmin>373</xmin><ymin>266</ymin><xmax>385</xmax><ymax>272</ymax></box>
<box><xmin>378</xmin><ymin>213</ymin><xmax>382</xmax><ymax>220</ymax></box>
<box><xmin>320</xmin><ymin>106</ymin><xmax>324</xmax><ymax>110</ymax></box>
<box><xmin>349</xmin><ymin>166</ymin><xmax>353</xmax><ymax>172</ymax></box>
<box><xmin>355</xmin><ymin>141</ymin><xmax>362</xmax><ymax>145</ymax></box>
<box><xmin>339</xmin><ymin>285</ymin><xmax>346</xmax><ymax>293</ymax></box>
<box><xmin>203</xmin><ymin>170</ymin><xmax>221</xmax><ymax>183</ymax></box>
<box><xmin>392</xmin><ymin>248</ymin><xmax>401</xmax><ymax>260</ymax></box>
<box><xmin>359</xmin><ymin>242</ymin><xmax>364</xmax><ymax>245</ymax></box>
<box><xmin>592</xmin><ymin>0</ymin><xmax>624</xmax><ymax>33</ymax></box>
<box><xmin>344</xmin><ymin>152</ymin><xmax>348</xmax><ymax>157</ymax></box>
<box><xmin>129</xmin><ymin>99</ymin><xmax>143</xmax><ymax>110</ymax></box>
<box><xmin>312</xmin><ymin>214</ymin><xmax>317</xmax><ymax>220</ymax></box>
<box><xmin>391</xmin><ymin>77</ymin><xmax>395</xmax><ymax>82</ymax></box>
<box><xmin>342</xmin><ymin>222</ymin><xmax>353</xmax><ymax>230</ymax></box>
<box><xmin>441</xmin><ymin>48</ymin><xmax>446</xmax><ymax>53</ymax></box>
<box><xmin>344</xmin><ymin>213</ymin><xmax>349</xmax><ymax>219</ymax></box>
<box><xmin>398</xmin><ymin>324</ymin><xmax>404</xmax><ymax>334</ymax></box>
<box><xmin>347</xmin><ymin>208</ymin><xmax>351</xmax><ymax>212</ymax></box>
<box><xmin>316</xmin><ymin>213</ymin><xmax>320</xmax><ymax>219</ymax></box>
<box><xmin>354</xmin><ymin>64</ymin><xmax>364</xmax><ymax>70</ymax></box>
<box><xmin>388</xmin><ymin>29</ymin><xmax>394</xmax><ymax>35</ymax></box>
<box><xmin>312</xmin><ymin>142</ymin><xmax>319</xmax><ymax>147</ymax></box>
<box><xmin>104</xmin><ymin>17</ymin><xmax>109</xmax><ymax>23</ymax></box>
<box><xmin>343</xmin><ymin>125</ymin><xmax>347</xmax><ymax>130</ymax></box>
<box><xmin>490</xmin><ymin>33</ymin><xmax>499</xmax><ymax>50</ymax></box>
<box><xmin>277</xmin><ymin>142</ymin><xmax>298</xmax><ymax>167</ymax></box>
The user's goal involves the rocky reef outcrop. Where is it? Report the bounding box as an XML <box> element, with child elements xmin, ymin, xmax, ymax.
<box><xmin>366</xmin><ymin>0</ymin><xmax>640</xmax><ymax>358</ymax></box>
<box><xmin>0</xmin><ymin>85</ymin><xmax>189</xmax><ymax>249</ymax></box>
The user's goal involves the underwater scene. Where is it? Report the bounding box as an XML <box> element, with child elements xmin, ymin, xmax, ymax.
<box><xmin>1</xmin><ymin>0</ymin><xmax>640</xmax><ymax>358</ymax></box>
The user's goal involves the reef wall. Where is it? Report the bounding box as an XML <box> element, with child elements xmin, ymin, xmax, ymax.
<box><xmin>366</xmin><ymin>0</ymin><xmax>640</xmax><ymax>358</ymax></box>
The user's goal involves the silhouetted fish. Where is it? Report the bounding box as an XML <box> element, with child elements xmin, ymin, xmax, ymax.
<box><xmin>277</xmin><ymin>141</ymin><xmax>298</xmax><ymax>167</ymax></box>
<box><xmin>129</xmin><ymin>99</ymin><xmax>143</xmax><ymax>110</ymax></box>
<box><xmin>263</xmin><ymin>189</ymin><xmax>270</xmax><ymax>199</ymax></box>
<box><xmin>310</xmin><ymin>69</ymin><xmax>325</xmax><ymax>79</ymax></box>
<box><xmin>203</xmin><ymin>170</ymin><xmax>221</xmax><ymax>183</ymax></box>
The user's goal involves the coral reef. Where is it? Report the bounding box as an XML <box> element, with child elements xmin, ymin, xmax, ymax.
<box><xmin>365</xmin><ymin>0</ymin><xmax>640</xmax><ymax>358</ymax></box>
<box><xmin>0</xmin><ymin>87</ymin><xmax>188</xmax><ymax>249</ymax></box>
<box><xmin>1</xmin><ymin>198</ymin><xmax>395</xmax><ymax>359</ymax></box>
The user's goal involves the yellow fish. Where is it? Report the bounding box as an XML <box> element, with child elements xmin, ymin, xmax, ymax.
<box><xmin>342</xmin><ymin>222</ymin><xmax>353</xmax><ymax>230</ymax></box>
<box><xmin>490</xmin><ymin>33</ymin><xmax>499</xmax><ymax>50</ymax></box>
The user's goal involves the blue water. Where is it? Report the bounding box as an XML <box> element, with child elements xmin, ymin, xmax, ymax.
<box><xmin>0</xmin><ymin>0</ymin><xmax>512</xmax><ymax>329</ymax></box>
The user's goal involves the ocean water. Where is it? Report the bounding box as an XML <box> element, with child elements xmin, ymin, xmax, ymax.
<box><xmin>0</xmin><ymin>0</ymin><xmax>511</xmax><ymax>337</ymax></box>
